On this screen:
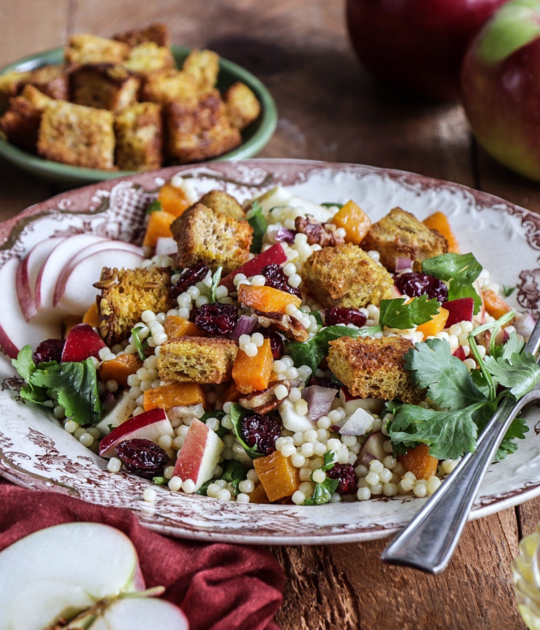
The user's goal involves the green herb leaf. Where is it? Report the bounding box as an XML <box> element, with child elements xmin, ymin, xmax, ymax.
<box><xmin>379</xmin><ymin>296</ymin><xmax>441</xmax><ymax>330</ymax></box>
<box><xmin>196</xmin><ymin>479</ymin><xmax>213</xmax><ymax>496</ymax></box>
<box><xmin>422</xmin><ymin>253</ymin><xmax>482</xmax><ymax>284</ymax></box>
<box><xmin>200</xmin><ymin>410</ymin><xmax>227</xmax><ymax>437</ymax></box>
<box><xmin>321</xmin><ymin>450</ymin><xmax>337</xmax><ymax>471</ymax></box>
<box><xmin>229</xmin><ymin>403</ymin><xmax>263</xmax><ymax>459</ymax></box>
<box><xmin>304</xmin><ymin>478</ymin><xmax>340</xmax><ymax>505</ymax></box>
<box><xmin>321</xmin><ymin>202</ymin><xmax>344</xmax><ymax>209</ymax></box>
<box><xmin>484</xmin><ymin>352</ymin><xmax>540</xmax><ymax>399</ymax></box>
<box><xmin>221</xmin><ymin>459</ymin><xmax>248</xmax><ymax>494</ymax></box>
<box><xmin>311</xmin><ymin>310</ymin><xmax>324</xmax><ymax>327</ymax></box>
<box><xmin>474</xmin><ymin>404</ymin><xmax>529</xmax><ymax>461</ymax></box>
<box><xmin>152</xmin><ymin>476</ymin><xmax>167</xmax><ymax>486</ymax></box>
<box><xmin>147</xmin><ymin>200</ymin><xmax>162</xmax><ymax>214</ymax></box>
<box><xmin>502</xmin><ymin>285</ymin><xmax>517</xmax><ymax>297</ymax></box>
<box><xmin>447</xmin><ymin>279</ymin><xmax>482</xmax><ymax>315</ymax></box>
<box><xmin>247</xmin><ymin>201</ymin><xmax>267</xmax><ymax>254</ymax></box>
<box><xmin>210</xmin><ymin>266</ymin><xmax>223</xmax><ymax>303</ymax></box>
<box><xmin>131</xmin><ymin>326</ymin><xmax>148</xmax><ymax>362</ymax></box>
<box><xmin>491</xmin><ymin>329</ymin><xmax>525</xmax><ymax>361</ymax></box>
<box><xmin>12</xmin><ymin>345</ymin><xmax>37</xmax><ymax>384</ymax></box>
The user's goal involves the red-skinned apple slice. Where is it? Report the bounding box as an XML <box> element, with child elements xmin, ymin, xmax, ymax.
<box><xmin>0</xmin><ymin>257</ymin><xmax>60</xmax><ymax>359</ymax></box>
<box><xmin>220</xmin><ymin>243</ymin><xmax>287</xmax><ymax>291</ymax></box>
<box><xmin>61</xmin><ymin>323</ymin><xmax>106</xmax><ymax>363</ymax></box>
<box><xmin>16</xmin><ymin>236</ymin><xmax>65</xmax><ymax>321</ymax></box>
<box><xmin>55</xmin><ymin>248</ymin><xmax>143</xmax><ymax>315</ymax></box>
<box><xmin>173</xmin><ymin>418</ymin><xmax>224</xmax><ymax>489</ymax></box>
<box><xmin>54</xmin><ymin>240</ymin><xmax>143</xmax><ymax>307</ymax></box>
<box><xmin>99</xmin><ymin>408</ymin><xmax>175</xmax><ymax>458</ymax></box>
<box><xmin>96</xmin><ymin>393</ymin><xmax>137</xmax><ymax>436</ymax></box>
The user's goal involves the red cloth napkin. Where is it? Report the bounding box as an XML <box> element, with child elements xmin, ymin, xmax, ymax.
<box><xmin>0</xmin><ymin>484</ymin><xmax>284</xmax><ymax>630</ymax></box>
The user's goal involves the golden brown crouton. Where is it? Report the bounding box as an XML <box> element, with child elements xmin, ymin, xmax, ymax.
<box><xmin>28</xmin><ymin>65</ymin><xmax>69</xmax><ymax>101</ymax></box>
<box><xmin>172</xmin><ymin>202</ymin><xmax>252</xmax><ymax>274</ymax></box>
<box><xmin>21</xmin><ymin>85</ymin><xmax>54</xmax><ymax>110</ymax></box>
<box><xmin>361</xmin><ymin>207</ymin><xmax>448</xmax><ymax>271</ymax></box>
<box><xmin>0</xmin><ymin>70</ymin><xmax>32</xmax><ymax>113</ymax></box>
<box><xmin>182</xmin><ymin>49</ymin><xmax>219</xmax><ymax>93</ymax></box>
<box><xmin>164</xmin><ymin>90</ymin><xmax>242</xmax><ymax>163</ymax></box>
<box><xmin>141</xmin><ymin>70</ymin><xmax>198</xmax><ymax>105</ymax></box>
<box><xmin>70</xmin><ymin>64</ymin><xmax>140</xmax><ymax>112</ymax></box>
<box><xmin>0</xmin><ymin>93</ymin><xmax>42</xmax><ymax>151</ymax></box>
<box><xmin>113</xmin><ymin>23</ymin><xmax>171</xmax><ymax>48</ymax></box>
<box><xmin>302</xmin><ymin>243</ymin><xmax>394</xmax><ymax>309</ymax></box>
<box><xmin>224</xmin><ymin>82</ymin><xmax>261</xmax><ymax>130</ymax></box>
<box><xmin>157</xmin><ymin>337</ymin><xmax>238</xmax><ymax>384</ymax></box>
<box><xmin>328</xmin><ymin>336</ymin><xmax>424</xmax><ymax>404</ymax></box>
<box><xmin>96</xmin><ymin>267</ymin><xmax>173</xmax><ymax>345</ymax></box>
<box><xmin>199</xmin><ymin>190</ymin><xmax>245</xmax><ymax>220</ymax></box>
<box><xmin>124</xmin><ymin>43</ymin><xmax>175</xmax><ymax>77</ymax></box>
<box><xmin>114</xmin><ymin>102</ymin><xmax>162</xmax><ymax>171</ymax></box>
<box><xmin>37</xmin><ymin>101</ymin><xmax>116</xmax><ymax>170</ymax></box>
<box><xmin>66</xmin><ymin>34</ymin><xmax>130</xmax><ymax>65</ymax></box>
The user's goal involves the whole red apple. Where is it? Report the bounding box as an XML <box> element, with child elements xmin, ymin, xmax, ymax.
<box><xmin>462</xmin><ymin>0</ymin><xmax>540</xmax><ymax>181</ymax></box>
<box><xmin>346</xmin><ymin>0</ymin><xmax>508</xmax><ymax>100</ymax></box>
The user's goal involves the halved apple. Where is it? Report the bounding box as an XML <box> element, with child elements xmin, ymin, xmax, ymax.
<box><xmin>90</xmin><ymin>597</ymin><xmax>189</xmax><ymax>630</ymax></box>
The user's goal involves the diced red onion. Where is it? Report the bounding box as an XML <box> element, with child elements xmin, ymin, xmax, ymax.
<box><xmin>102</xmin><ymin>392</ymin><xmax>116</xmax><ymax>411</ymax></box>
<box><xmin>395</xmin><ymin>257</ymin><xmax>413</xmax><ymax>272</ymax></box>
<box><xmin>274</xmin><ymin>227</ymin><xmax>296</xmax><ymax>244</ymax></box>
<box><xmin>514</xmin><ymin>313</ymin><xmax>536</xmax><ymax>338</ymax></box>
<box><xmin>302</xmin><ymin>385</ymin><xmax>337</xmax><ymax>422</ymax></box>
<box><xmin>230</xmin><ymin>315</ymin><xmax>258</xmax><ymax>341</ymax></box>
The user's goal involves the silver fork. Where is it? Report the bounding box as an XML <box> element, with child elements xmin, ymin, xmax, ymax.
<box><xmin>381</xmin><ymin>317</ymin><xmax>540</xmax><ymax>574</ymax></box>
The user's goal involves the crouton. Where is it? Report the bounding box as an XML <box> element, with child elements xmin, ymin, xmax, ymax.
<box><xmin>157</xmin><ymin>337</ymin><xmax>238</xmax><ymax>384</ymax></box>
<box><xmin>302</xmin><ymin>242</ymin><xmax>394</xmax><ymax>308</ymax></box>
<box><xmin>124</xmin><ymin>42</ymin><xmax>175</xmax><ymax>77</ymax></box>
<box><xmin>182</xmin><ymin>49</ymin><xmax>219</xmax><ymax>93</ymax></box>
<box><xmin>0</xmin><ymin>93</ymin><xmax>42</xmax><ymax>151</ymax></box>
<box><xmin>224</xmin><ymin>82</ymin><xmax>261</xmax><ymax>130</ymax></box>
<box><xmin>70</xmin><ymin>64</ymin><xmax>140</xmax><ymax>112</ymax></box>
<box><xmin>37</xmin><ymin>101</ymin><xmax>116</xmax><ymax>170</ymax></box>
<box><xmin>21</xmin><ymin>85</ymin><xmax>54</xmax><ymax>110</ymax></box>
<box><xmin>114</xmin><ymin>102</ymin><xmax>162</xmax><ymax>171</ymax></box>
<box><xmin>328</xmin><ymin>336</ymin><xmax>424</xmax><ymax>404</ymax></box>
<box><xmin>27</xmin><ymin>65</ymin><xmax>69</xmax><ymax>101</ymax></box>
<box><xmin>141</xmin><ymin>70</ymin><xmax>198</xmax><ymax>105</ymax></box>
<box><xmin>66</xmin><ymin>34</ymin><xmax>130</xmax><ymax>65</ymax></box>
<box><xmin>361</xmin><ymin>207</ymin><xmax>448</xmax><ymax>271</ymax></box>
<box><xmin>95</xmin><ymin>267</ymin><xmax>173</xmax><ymax>345</ymax></box>
<box><xmin>172</xmin><ymin>202</ymin><xmax>252</xmax><ymax>274</ymax></box>
<box><xmin>0</xmin><ymin>70</ymin><xmax>31</xmax><ymax>113</ymax></box>
<box><xmin>164</xmin><ymin>89</ymin><xmax>242</xmax><ymax>163</ymax></box>
<box><xmin>113</xmin><ymin>23</ymin><xmax>171</xmax><ymax>48</ymax></box>
<box><xmin>199</xmin><ymin>190</ymin><xmax>245</xmax><ymax>220</ymax></box>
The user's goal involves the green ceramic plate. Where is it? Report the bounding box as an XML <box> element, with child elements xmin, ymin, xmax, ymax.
<box><xmin>0</xmin><ymin>46</ymin><xmax>277</xmax><ymax>187</ymax></box>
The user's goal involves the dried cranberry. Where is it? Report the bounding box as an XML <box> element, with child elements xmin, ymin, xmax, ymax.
<box><xmin>115</xmin><ymin>439</ymin><xmax>169</xmax><ymax>479</ymax></box>
<box><xmin>324</xmin><ymin>308</ymin><xmax>367</xmax><ymax>327</ymax></box>
<box><xmin>394</xmin><ymin>272</ymin><xmax>448</xmax><ymax>302</ymax></box>
<box><xmin>170</xmin><ymin>262</ymin><xmax>209</xmax><ymax>300</ymax></box>
<box><xmin>240</xmin><ymin>414</ymin><xmax>281</xmax><ymax>456</ymax></box>
<box><xmin>261</xmin><ymin>330</ymin><xmax>284</xmax><ymax>359</ymax></box>
<box><xmin>261</xmin><ymin>264</ymin><xmax>301</xmax><ymax>298</ymax></box>
<box><xmin>193</xmin><ymin>303</ymin><xmax>238</xmax><ymax>335</ymax></box>
<box><xmin>308</xmin><ymin>377</ymin><xmax>339</xmax><ymax>390</ymax></box>
<box><xmin>326</xmin><ymin>463</ymin><xmax>356</xmax><ymax>494</ymax></box>
<box><xmin>33</xmin><ymin>339</ymin><xmax>65</xmax><ymax>364</ymax></box>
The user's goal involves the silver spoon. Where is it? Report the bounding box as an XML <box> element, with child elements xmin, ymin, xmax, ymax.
<box><xmin>381</xmin><ymin>317</ymin><xmax>540</xmax><ymax>574</ymax></box>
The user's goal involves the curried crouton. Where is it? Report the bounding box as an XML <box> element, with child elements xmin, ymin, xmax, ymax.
<box><xmin>302</xmin><ymin>243</ymin><xmax>394</xmax><ymax>309</ymax></box>
<box><xmin>141</xmin><ymin>70</ymin><xmax>198</xmax><ymax>105</ymax></box>
<box><xmin>65</xmin><ymin>34</ymin><xmax>130</xmax><ymax>66</ymax></box>
<box><xmin>182</xmin><ymin>49</ymin><xmax>219</xmax><ymax>93</ymax></box>
<box><xmin>199</xmin><ymin>190</ymin><xmax>245</xmax><ymax>220</ymax></box>
<box><xmin>164</xmin><ymin>89</ymin><xmax>242</xmax><ymax>163</ymax></box>
<box><xmin>0</xmin><ymin>86</ymin><xmax>53</xmax><ymax>152</ymax></box>
<box><xmin>224</xmin><ymin>82</ymin><xmax>261</xmax><ymax>130</ymax></box>
<box><xmin>37</xmin><ymin>101</ymin><xmax>116</xmax><ymax>170</ymax></box>
<box><xmin>0</xmin><ymin>70</ymin><xmax>32</xmax><ymax>113</ymax></box>
<box><xmin>20</xmin><ymin>85</ymin><xmax>54</xmax><ymax>110</ymax></box>
<box><xmin>361</xmin><ymin>207</ymin><xmax>448</xmax><ymax>271</ymax></box>
<box><xmin>95</xmin><ymin>267</ymin><xmax>173</xmax><ymax>345</ymax></box>
<box><xmin>114</xmin><ymin>102</ymin><xmax>162</xmax><ymax>171</ymax></box>
<box><xmin>70</xmin><ymin>64</ymin><xmax>140</xmax><ymax>112</ymax></box>
<box><xmin>157</xmin><ymin>337</ymin><xmax>238</xmax><ymax>384</ymax></box>
<box><xmin>124</xmin><ymin>42</ymin><xmax>175</xmax><ymax>77</ymax></box>
<box><xmin>172</xmin><ymin>202</ymin><xmax>252</xmax><ymax>274</ymax></box>
<box><xmin>327</xmin><ymin>336</ymin><xmax>424</xmax><ymax>404</ymax></box>
<box><xmin>113</xmin><ymin>23</ymin><xmax>171</xmax><ymax>48</ymax></box>
<box><xmin>27</xmin><ymin>65</ymin><xmax>69</xmax><ymax>101</ymax></box>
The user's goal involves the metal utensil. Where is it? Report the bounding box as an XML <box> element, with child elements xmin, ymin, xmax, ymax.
<box><xmin>381</xmin><ymin>317</ymin><xmax>540</xmax><ymax>574</ymax></box>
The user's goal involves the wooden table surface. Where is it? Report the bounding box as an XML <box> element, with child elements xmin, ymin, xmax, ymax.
<box><xmin>0</xmin><ymin>1</ymin><xmax>537</xmax><ymax>628</ymax></box>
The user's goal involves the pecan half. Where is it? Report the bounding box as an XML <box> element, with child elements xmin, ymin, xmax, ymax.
<box><xmin>254</xmin><ymin>310</ymin><xmax>309</xmax><ymax>342</ymax></box>
<box><xmin>239</xmin><ymin>381</ymin><xmax>292</xmax><ymax>415</ymax></box>
<box><xmin>295</xmin><ymin>215</ymin><xmax>344</xmax><ymax>247</ymax></box>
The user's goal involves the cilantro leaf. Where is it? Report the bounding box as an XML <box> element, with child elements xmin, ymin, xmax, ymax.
<box><xmin>210</xmin><ymin>266</ymin><xmax>223</xmax><ymax>303</ymax></box>
<box><xmin>321</xmin><ymin>450</ymin><xmax>337</xmax><ymax>471</ymax></box>
<box><xmin>447</xmin><ymin>279</ymin><xmax>482</xmax><ymax>315</ymax></box>
<box><xmin>131</xmin><ymin>326</ymin><xmax>148</xmax><ymax>362</ymax></box>
<box><xmin>474</xmin><ymin>404</ymin><xmax>529</xmax><ymax>461</ymax></box>
<box><xmin>12</xmin><ymin>345</ymin><xmax>37</xmax><ymax>383</ymax></box>
<box><xmin>221</xmin><ymin>460</ymin><xmax>248</xmax><ymax>494</ymax></box>
<box><xmin>379</xmin><ymin>296</ymin><xmax>441</xmax><ymax>330</ymax></box>
<box><xmin>422</xmin><ymin>253</ymin><xmax>482</xmax><ymax>284</ymax></box>
<box><xmin>229</xmin><ymin>403</ymin><xmax>263</xmax><ymax>459</ymax></box>
<box><xmin>405</xmin><ymin>339</ymin><xmax>486</xmax><ymax>410</ymax></box>
<box><xmin>147</xmin><ymin>200</ymin><xmax>162</xmax><ymax>214</ymax></box>
<box><xmin>483</xmin><ymin>352</ymin><xmax>540</xmax><ymax>398</ymax></box>
<box><xmin>491</xmin><ymin>329</ymin><xmax>524</xmax><ymax>361</ymax></box>
<box><xmin>304</xmin><ymin>478</ymin><xmax>339</xmax><ymax>505</ymax></box>
<box><xmin>247</xmin><ymin>201</ymin><xmax>267</xmax><ymax>254</ymax></box>
<box><xmin>503</xmin><ymin>285</ymin><xmax>516</xmax><ymax>297</ymax></box>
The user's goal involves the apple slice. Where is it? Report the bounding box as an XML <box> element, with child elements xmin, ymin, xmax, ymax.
<box><xmin>0</xmin><ymin>257</ymin><xmax>60</xmax><ymax>359</ymax></box>
<box><xmin>16</xmin><ymin>236</ymin><xmax>65</xmax><ymax>321</ymax></box>
<box><xmin>339</xmin><ymin>407</ymin><xmax>375</xmax><ymax>436</ymax></box>
<box><xmin>155</xmin><ymin>237</ymin><xmax>178</xmax><ymax>257</ymax></box>
<box><xmin>54</xmin><ymin>240</ymin><xmax>143</xmax><ymax>307</ymax></box>
<box><xmin>96</xmin><ymin>393</ymin><xmax>138</xmax><ymax>436</ymax></box>
<box><xmin>442</xmin><ymin>297</ymin><xmax>474</xmax><ymax>327</ymax></box>
<box><xmin>287</xmin><ymin>194</ymin><xmax>334</xmax><ymax>223</ymax></box>
<box><xmin>55</xmin><ymin>248</ymin><xmax>143</xmax><ymax>316</ymax></box>
<box><xmin>90</xmin><ymin>597</ymin><xmax>189</xmax><ymax>630</ymax></box>
<box><xmin>278</xmin><ymin>398</ymin><xmax>314</xmax><ymax>432</ymax></box>
<box><xmin>0</xmin><ymin>522</ymin><xmax>145</xmax><ymax>630</ymax></box>
<box><xmin>358</xmin><ymin>431</ymin><xmax>386</xmax><ymax>466</ymax></box>
<box><xmin>220</xmin><ymin>243</ymin><xmax>287</xmax><ymax>291</ymax></box>
<box><xmin>61</xmin><ymin>323</ymin><xmax>107</xmax><ymax>362</ymax></box>
<box><xmin>250</xmin><ymin>184</ymin><xmax>293</xmax><ymax>213</ymax></box>
<box><xmin>99</xmin><ymin>408</ymin><xmax>174</xmax><ymax>457</ymax></box>
<box><xmin>173</xmin><ymin>417</ymin><xmax>224</xmax><ymax>490</ymax></box>
<box><xmin>338</xmin><ymin>388</ymin><xmax>385</xmax><ymax>416</ymax></box>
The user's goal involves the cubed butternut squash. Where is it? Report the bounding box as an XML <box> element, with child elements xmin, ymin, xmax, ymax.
<box><xmin>398</xmin><ymin>444</ymin><xmax>438</xmax><ymax>480</ymax></box>
<box><xmin>143</xmin><ymin>381</ymin><xmax>206</xmax><ymax>411</ymax></box>
<box><xmin>143</xmin><ymin>210</ymin><xmax>176</xmax><ymax>248</ymax></box>
<box><xmin>99</xmin><ymin>353</ymin><xmax>143</xmax><ymax>388</ymax></box>
<box><xmin>423</xmin><ymin>211</ymin><xmax>460</xmax><ymax>254</ymax></box>
<box><xmin>416</xmin><ymin>307</ymin><xmax>449</xmax><ymax>338</ymax></box>
<box><xmin>82</xmin><ymin>302</ymin><xmax>100</xmax><ymax>328</ymax></box>
<box><xmin>254</xmin><ymin>450</ymin><xmax>300</xmax><ymax>502</ymax></box>
<box><xmin>238</xmin><ymin>284</ymin><xmax>301</xmax><ymax>314</ymax></box>
<box><xmin>157</xmin><ymin>182</ymin><xmax>192</xmax><ymax>218</ymax></box>
<box><xmin>232</xmin><ymin>338</ymin><xmax>273</xmax><ymax>394</ymax></box>
<box><xmin>223</xmin><ymin>380</ymin><xmax>242</xmax><ymax>403</ymax></box>
<box><xmin>164</xmin><ymin>315</ymin><xmax>203</xmax><ymax>339</ymax></box>
<box><xmin>332</xmin><ymin>200</ymin><xmax>371</xmax><ymax>245</ymax></box>
<box><xmin>249</xmin><ymin>482</ymin><xmax>271</xmax><ymax>504</ymax></box>
<box><xmin>483</xmin><ymin>289</ymin><xmax>513</xmax><ymax>321</ymax></box>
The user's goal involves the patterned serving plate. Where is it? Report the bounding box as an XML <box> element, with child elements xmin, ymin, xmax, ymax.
<box><xmin>1</xmin><ymin>159</ymin><xmax>540</xmax><ymax>545</ymax></box>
